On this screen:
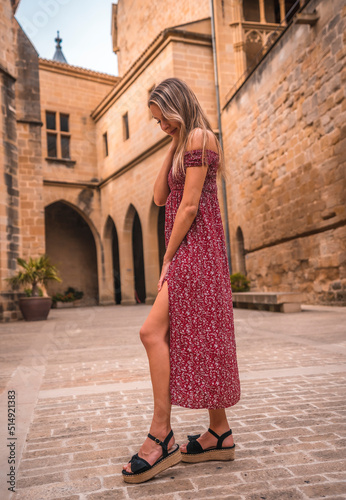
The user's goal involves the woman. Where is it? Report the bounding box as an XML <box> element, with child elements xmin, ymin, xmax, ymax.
<box><xmin>122</xmin><ymin>77</ymin><xmax>240</xmax><ymax>483</ymax></box>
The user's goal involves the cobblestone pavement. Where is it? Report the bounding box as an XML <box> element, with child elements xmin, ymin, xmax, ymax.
<box><xmin>0</xmin><ymin>304</ymin><xmax>345</xmax><ymax>500</ymax></box>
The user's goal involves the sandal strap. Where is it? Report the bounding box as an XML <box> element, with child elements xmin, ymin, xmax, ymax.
<box><xmin>187</xmin><ymin>433</ymin><xmax>201</xmax><ymax>442</ymax></box>
<box><xmin>186</xmin><ymin>438</ymin><xmax>204</xmax><ymax>454</ymax></box>
<box><xmin>128</xmin><ymin>453</ymin><xmax>151</xmax><ymax>474</ymax></box>
<box><xmin>147</xmin><ymin>429</ymin><xmax>173</xmax><ymax>458</ymax></box>
<box><xmin>208</xmin><ymin>428</ymin><xmax>233</xmax><ymax>449</ymax></box>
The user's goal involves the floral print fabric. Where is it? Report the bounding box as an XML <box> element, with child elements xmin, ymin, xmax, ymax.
<box><xmin>164</xmin><ymin>149</ymin><xmax>241</xmax><ymax>409</ymax></box>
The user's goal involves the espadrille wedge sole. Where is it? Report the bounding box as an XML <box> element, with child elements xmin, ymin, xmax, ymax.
<box><xmin>122</xmin><ymin>430</ymin><xmax>181</xmax><ymax>484</ymax></box>
<box><xmin>181</xmin><ymin>444</ymin><xmax>235</xmax><ymax>463</ymax></box>
<box><xmin>181</xmin><ymin>428</ymin><xmax>235</xmax><ymax>464</ymax></box>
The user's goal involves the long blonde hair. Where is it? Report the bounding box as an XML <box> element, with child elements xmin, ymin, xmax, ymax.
<box><xmin>148</xmin><ymin>78</ymin><xmax>224</xmax><ymax>178</ymax></box>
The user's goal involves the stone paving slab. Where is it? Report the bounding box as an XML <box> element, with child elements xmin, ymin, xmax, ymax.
<box><xmin>0</xmin><ymin>304</ymin><xmax>345</xmax><ymax>499</ymax></box>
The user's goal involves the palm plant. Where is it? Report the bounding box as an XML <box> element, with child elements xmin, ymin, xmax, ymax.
<box><xmin>6</xmin><ymin>255</ymin><xmax>61</xmax><ymax>296</ymax></box>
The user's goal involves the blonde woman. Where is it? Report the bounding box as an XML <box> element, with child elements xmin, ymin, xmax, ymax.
<box><xmin>122</xmin><ymin>78</ymin><xmax>240</xmax><ymax>483</ymax></box>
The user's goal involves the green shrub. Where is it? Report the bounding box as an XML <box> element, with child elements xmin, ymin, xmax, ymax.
<box><xmin>6</xmin><ymin>255</ymin><xmax>61</xmax><ymax>296</ymax></box>
<box><xmin>230</xmin><ymin>272</ymin><xmax>250</xmax><ymax>292</ymax></box>
<box><xmin>52</xmin><ymin>287</ymin><xmax>84</xmax><ymax>303</ymax></box>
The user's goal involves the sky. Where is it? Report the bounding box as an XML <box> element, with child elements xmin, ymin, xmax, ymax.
<box><xmin>15</xmin><ymin>0</ymin><xmax>118</xmax><ymax>76</ymax></box>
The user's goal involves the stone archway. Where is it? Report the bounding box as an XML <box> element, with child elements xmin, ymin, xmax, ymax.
<box><xmin>104</xmin><ymin>216</ymin><xmax>121</xmax><ymax>304</ymax></box>
<box><xmin>236</xmin><ymin>226</ymin><xmax>247</xmax><ymax>275</ymax></box>
<box><xmin>45</xmin><ymin>201</ymin><xmax>98</xmax><ymax>305</ymax></box>
<box><xmin>132</xmin><ymin>210</ymin><xmax>146</xmax><ymax>303</ymax></box>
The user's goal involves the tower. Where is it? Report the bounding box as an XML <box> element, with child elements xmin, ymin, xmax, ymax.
<box><xmin>53</xmin><ymin>31</ymin><xmax>68</xmax><ymax>64</ymax></box>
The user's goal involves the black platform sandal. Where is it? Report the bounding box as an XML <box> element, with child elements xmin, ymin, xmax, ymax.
<box><xmin>181</xmin><ymin>428</ymin><xmax>235</xmax><ymax>463</ymax></box>
<box><xmin>122</xmin><ymin>429</ymin><xmax>181</xmax><ymax>483</ymax></box>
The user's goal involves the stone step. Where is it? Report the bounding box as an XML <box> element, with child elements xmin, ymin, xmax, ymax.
<box><xmin>232</xmin><ymin>292</ymin><xmax>305</xmax><ymax>313</ymax></box>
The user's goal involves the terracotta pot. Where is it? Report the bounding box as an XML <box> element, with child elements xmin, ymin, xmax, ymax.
<box><xmin>19</xmin><ymin>297</ymin><xmax>52</xmax><ymax>321</ymax></box>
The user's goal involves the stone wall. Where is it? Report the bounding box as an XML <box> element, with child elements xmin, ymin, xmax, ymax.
<box><xmin>0</xmin><ymin>1</ymin><xmax>20</xmax><ymax>321</ymax></box>
<box><xmin>93</xmin><ymin>32</ymin><xmax>218</xmax><ymax>305</ymax></box>
<box><xmin>115</xmin><ymin>0</ymin><xmax>210</xmax><ymax>75</ymax></box>
<box><xmin>96</xmin><ymin>34</ymin><xmax>216</xmax><ymax>183</ymax></box>
<box><xmin>39</xmin><ymin>61</ymin><xmax>117</xmax><ymax>184</ymax></box>
<box><xmin>15</xmin><ymin>26</ymin><xmax>45</xmax><ymax>260</ymax></box>
<box><xmin>222</xmin><ymin>0</ymin><xmax>346</xmax><ymax>304</ymax></box>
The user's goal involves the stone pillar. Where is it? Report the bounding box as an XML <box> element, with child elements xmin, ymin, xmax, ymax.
<box><xmin>228</xmin><ymin>0</ymin><xmax>247</xmax><ymax>88</ymax></box>
<box><xmin>118</xmin><ymin>219</ymin><xmax>136</xmax><ymax>305</ymax></box>
<box><xmin>259</xmin><ymin>0</ymin><xmax>266</xmax><ymax>23</ymax></box>
<box><xmin>279</xmin><ymin>0</ymin><xmax>286</xmax><ymax>24</ymax></box>
<box><xmin>99</xmin><ymin>224</ymin><xmax>116</xmax><ymax>305</ymax></box>
<box><xmin>142</xmin><ymin>205</ymin><xmax>161</xmax><ymax>305</ymax></box>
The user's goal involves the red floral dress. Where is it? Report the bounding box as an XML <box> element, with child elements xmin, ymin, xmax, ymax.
<box><xmin>164</xmin><ymin>149</ymin><xmax>241</xmax><ymax>409</ymax></box>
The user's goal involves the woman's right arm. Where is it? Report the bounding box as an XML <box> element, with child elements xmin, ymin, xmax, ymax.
<box><xmin>153</xmin><ymin>139</ymin><xmax>178</xmax><ymax>206</ymax></box>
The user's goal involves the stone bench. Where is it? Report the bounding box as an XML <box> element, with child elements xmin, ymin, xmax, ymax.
<box><xmin>232</xmin><ymin>292</ymin><xmax>305</xmax><ymax>313</ymax></box>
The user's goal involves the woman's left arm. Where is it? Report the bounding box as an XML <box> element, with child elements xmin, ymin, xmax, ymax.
<box><xmin>158</xmin><ymin>164</ymin><xmax>208</xmax><ymax>290</ymax></box>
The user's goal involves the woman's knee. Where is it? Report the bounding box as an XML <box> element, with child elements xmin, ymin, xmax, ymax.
<box><xmin>139</xmin><ymin>324</ymin><xmax>154</xmax><ymax>346</ymax></box>
<box><xmin>139</xmin><ymin>323</ymin><xmax>167</xmax><ymax>347</ymax></box>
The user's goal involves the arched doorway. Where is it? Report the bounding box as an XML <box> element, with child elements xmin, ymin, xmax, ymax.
<box><xmin>236</xmin><ymin>226</ymin><xmax>247</xmax><ymax>275</ymax></box>
<box><xmin>112</xmin><ymin>220</ymin><xmax>121</xmax><ymax>304</ymax></box>
<box><xmin>132</xmin><ymin>210</ymin><xmax>146</xmax><ymax>303</ymax></box>
<box><xmin>45</xmin><ymin>201</ymin><xmax>98</xmax><ymax>305</ymax></box>
<box><xmin>157</xmin><ymin>206</ymin><xmax>165</xmax><ymax>271</ymax></box>
<box><xmin>104</xmin><ymin>216</ymin><xmax>121</xmax><ymax>304</ymax></box>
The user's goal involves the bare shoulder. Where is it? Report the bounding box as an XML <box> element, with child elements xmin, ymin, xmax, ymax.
<box><xmin>186</xmin><ymin>128</ymin><xmax>218</xmax><ymax>153</ymax></box>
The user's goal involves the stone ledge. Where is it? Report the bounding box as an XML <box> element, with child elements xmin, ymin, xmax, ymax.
<box><xmin>232</xmin><ymin>292</ymin><xmax>305</xmax><ymax>313</ymax></box>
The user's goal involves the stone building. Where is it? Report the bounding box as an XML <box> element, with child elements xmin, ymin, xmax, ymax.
<box><xmin>1</xmin><ymin>0</ymin><xmax>345</xmax><ymax>321</ymax></box>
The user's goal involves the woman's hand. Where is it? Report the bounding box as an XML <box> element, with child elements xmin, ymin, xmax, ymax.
<box><xmin>158</xmin><ymin>258</ymin><xmax>172</xmax><ymax>292</ymax></box>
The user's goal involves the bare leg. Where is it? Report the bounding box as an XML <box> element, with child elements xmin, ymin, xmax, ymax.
<box><xmin>123</xmin><ymin>281</ymin><xmax>173</xmax><ymax>472</ymax></box>
<box><xmin>180</xmin><ymin>409</ymin><xmax>234</xmax><ymax>452</ymax></box>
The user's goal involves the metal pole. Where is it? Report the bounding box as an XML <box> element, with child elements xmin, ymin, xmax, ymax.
<box><xmin>210</xmin><ymin>0</ymin><xmax>232</xmax><ymax>273</ymax></box>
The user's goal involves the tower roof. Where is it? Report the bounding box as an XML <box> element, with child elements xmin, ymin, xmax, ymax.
<box><xmin>53</xmin><ymin>31</ymin><xmax>68</xmax><ymax>64</ymax></box>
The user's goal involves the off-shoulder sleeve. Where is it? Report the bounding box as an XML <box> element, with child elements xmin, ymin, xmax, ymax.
<box><xmin>184</xmin><ymin>149</ymin><xmax>210</xmax><ymax>168</ymax></box>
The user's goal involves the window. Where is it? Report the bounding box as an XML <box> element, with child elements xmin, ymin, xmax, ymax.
<box><xmin>61</xmin><ymin>135</ymin><xmax>70</xmax><ymax>159</ymax></box>
<box><xmin>265</xmin><ymin>0</ymin><xmax>281</xmax><ymax>24</ymax></box>
<box><xmin>45</xmin><ymin>110</ymin><xmax>71</xmax><ymax>159</ymax></box>
<box><xmin>123</xmin><ymin>112</ymin><xmax>129</xmax><ymax>141</ymax></box>
<box><xmin>285</xmin><ymin>0</ymin><xmax>300</xmax><ymax>23</ymax></box>
<box><xmin>103</xmin><ymin>132</ymin><xmax>109</xmax><ymax>157</ymax></box>
<box><xmin>46</xmin><ymin>111</ymin><xmax>56</xmax><ymax>130</ymax></box>
<box><xmin>243</xmin><ymin>0</ymin><xmax>260</xmax><ymax>22</ymax></box>
<box><xmin>47</xmin><ymin>133</ymin><xmax>57</xmax><ymax>157</ymax></box>
<box><xmin>60</xmin><ymin>113</ymin><xmax>69</xmax><ymax>132</ymax></box>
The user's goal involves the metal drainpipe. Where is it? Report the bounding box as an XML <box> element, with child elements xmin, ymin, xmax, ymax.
<box><xmin>210</xmin><ymin>0</ymin><xmax>233</xmax><ymax>273</ymax></box>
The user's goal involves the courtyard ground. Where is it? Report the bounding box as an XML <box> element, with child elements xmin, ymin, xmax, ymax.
<box><xmin>0</xmin><ymin>303</ymin><xmax>345</xmax><ymax>500</ymax></box>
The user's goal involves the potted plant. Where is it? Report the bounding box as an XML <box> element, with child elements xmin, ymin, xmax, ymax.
<box><xmin>230</xmin><ymin>272</ymin><xmax>250</xmax><ymax>292</ymax></box>
<box><xmin>52</xmin><ymin>287</ymin><xmax>84</xmax><ymax>308</ymax></box>
<box><xmin>6</xmin><ymin>255</ymin><xmax>61</xmax><ymax>321</ymax></box>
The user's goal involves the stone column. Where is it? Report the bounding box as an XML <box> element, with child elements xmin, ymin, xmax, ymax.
<box><xmin>98</xmin><ymin>235</ymin><xmax>115</xmax><ymax>305</ymax></box>
<box><xmin>279</xmin><ymin>0</ymin><xmax>286</xmax><ymax>24</ymax></box>
<box><xmin>98</xmin><ymin>218</ymin><xmax>116</xmax><ymax>305</ymax></box>
<box><xmin>142</xmin><ymin>207</ymin><xmax>160</xmax><ymax>305</ymax></box>
<box><xmin>259</xmin><ymin>0</ymin><xmax>266</xmax><ymax>23</ymax></box>
<box><xmin>118</xmin><ymin>224</ymin><xmax>136</xmax><ymax>305</ymax></box>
